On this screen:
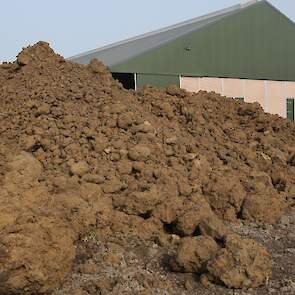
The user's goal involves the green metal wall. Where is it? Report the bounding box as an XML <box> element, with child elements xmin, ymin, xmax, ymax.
<box><xmin>136</xmin><ymin>73</ymin><xmax>179</xmax><ymax>88</ymax></box>
<box><xmin>287</xmin><ymin>98</ymin><xmax>295</xmax><ymax>121</ymax></box>
<box><xmin>111</xmin><ymin>2</ymin><xmax>295</xmax><ymax>82</ymax></box>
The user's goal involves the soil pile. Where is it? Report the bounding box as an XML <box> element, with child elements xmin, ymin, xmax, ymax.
<box><xmin>0</xmin><ymin>42</ymin><xmax>294</xmax><ymax>294</ymax></box>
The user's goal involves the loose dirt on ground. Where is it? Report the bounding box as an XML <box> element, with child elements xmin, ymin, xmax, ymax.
<box><xmin>0</xmin><ymin>42</ymin><xmax>294</xmax><ymax>294</ymax></box>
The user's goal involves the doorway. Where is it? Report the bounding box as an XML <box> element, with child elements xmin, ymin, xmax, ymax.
<box><xmin>112</xmin><ymin>72</ymin><xmax>136</xmax><ymax>90</ymax></box>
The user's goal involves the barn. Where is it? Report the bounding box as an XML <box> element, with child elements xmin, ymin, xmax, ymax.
<box><xmin>70</xmin><ymin>0</ymin><xmax>295</xmax><ymax>120</ymax></box>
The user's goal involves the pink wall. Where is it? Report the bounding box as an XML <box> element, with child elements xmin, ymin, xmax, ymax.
<box><xmin>267</xmin><ymin>81</ymin><xmax>285</xmax><ymax>117</ymax></box>
<box><xmin>244</xmin><ymin>80</ymin><xmax>265</xmax><ymax>107</ymax></box>
<box><xmin>223</xmin><ymin>78</ymin><xmax>243</xmax><ymax>98</ymax></box>
<box><xmin>181</xmin><ymin>77</ymin><xmax>200</xmax><ymax>92</ymax></box>
<box><xmin>200</xmin><ymin>77</ymin><xmax>222</xmax><ymax>94</ymax></box>
<box><xmin>181</xmin><ymin>76</ymin><xmax>295</xmax><ymax>118</ymax></box>
<box><xmin>286</xmin><ymin>82</ymin><xmax>295</xmax><ymax>98</ymax></box>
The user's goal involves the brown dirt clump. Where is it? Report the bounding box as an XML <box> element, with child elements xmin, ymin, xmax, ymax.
<box><xmin>207</xmin><ymin>234</ymin><xmax>272</xmax><ymax>289</ymax></box>
<box><xmin>0</xmin><ymin>152</ymin><xmax>108</xmax><ymax>293</ymax></box>
<box><xmin>171</xmin><ymin>234</ymin><xmax>272</xmax><ymax>289</ymax></box>
<box><xmin>0</xmin><ymin>42</ymin><xmax>294</xmax><ymax>294</ymax></box>
<box><xmin>171</xmin><ymin>236</ymin><xmax>219</xmax><ymax>273</ymax></box>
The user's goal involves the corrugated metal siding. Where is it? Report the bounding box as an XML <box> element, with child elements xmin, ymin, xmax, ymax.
<box><xmin>111</xmin><ymin>2</ymin><xmax>295</xmax><ymax>82</ymax></box>
<box><xmin>136</xmin><ymin>74</ymin><xmax>179</xmax><ymax>88</ymax></box>
<box><xmin>69</xmin><ymin>3</ymin><xmax>241</xmax><ymax>67</ymax></box>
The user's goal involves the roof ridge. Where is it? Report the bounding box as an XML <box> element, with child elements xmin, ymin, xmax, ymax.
<box><xmin>69</xmin><ymin>0</ymin><xmax>272</xmax><ymax>67</ymax></box>
<box><xmin>69</xmin><ymin>3</ymin><xmax>241</xmax><ymax>60</ymax></box>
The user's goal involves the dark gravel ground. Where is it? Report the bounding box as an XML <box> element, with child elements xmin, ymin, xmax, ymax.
<box><xmin>54</xmin><ymin>211</ymin><xmax>295</xmax><ymax>295</ymax></box>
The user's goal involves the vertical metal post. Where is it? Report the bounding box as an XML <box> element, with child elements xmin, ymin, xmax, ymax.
<box><xmin>264</xmin><ymin>81</ymin><xmax>269</xmax><ymax>112</ymax></box>
<box><xmin>284</xmin><ymin>81</ymin><xmax>287</xmax><ymax>118</ymax></box>
<box><xmin>134</xmin><ymin>73</ymin><xmax>137</xmax><ymax>91</ymax></box>
<box><xmin>242</xmin><ymin>79</ymin><xmax>246</xmax><ymax>101</ymax></box>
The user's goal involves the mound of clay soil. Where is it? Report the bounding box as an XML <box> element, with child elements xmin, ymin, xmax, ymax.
<box><xmin>0</xmin><ymin>42</ymin><xmax>294</xmax><ymax>294</ymax></box>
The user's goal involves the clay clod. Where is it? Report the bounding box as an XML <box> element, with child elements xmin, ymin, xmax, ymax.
<box><xmin>69</xmin><ymin>161</ymin><xmax>90</xmax><ymax>177</ymax></box>
<box><xmin>207</xmin><ymin>234</ymin><xmax>272</xmax><ymax>289</ymax></box>
<box><xmin>171</xmin><ymin>236</ymin><xmax>219</xmax><ymax>273</ymax></box>
<box><xmin>128</xmin><ymin>144</ymin><xmax>151</xmax><ymax>161</ymax></box>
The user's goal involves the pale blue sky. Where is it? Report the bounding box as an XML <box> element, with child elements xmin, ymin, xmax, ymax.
<box><xmin>0</xmin><ymin>0</ymin><xmax>294</xmax><ymax>62</ymax></box>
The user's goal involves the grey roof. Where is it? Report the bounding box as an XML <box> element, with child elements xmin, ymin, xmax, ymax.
<box><xmin>69</xmin><ymin>1</ymin><xmax>265</xmax><ymax>67</ymax></box>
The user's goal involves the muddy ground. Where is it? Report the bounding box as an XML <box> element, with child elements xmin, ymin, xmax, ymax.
<box><xmin>0</xmin><ymin>42</ymin><xmax>294</xmax><ymax>295</ymax></box>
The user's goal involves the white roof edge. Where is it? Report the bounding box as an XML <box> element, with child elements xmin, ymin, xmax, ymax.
<box><xmin>68</xmin><ymin>3</ymin><xmax>242</xmax><ymax>60</ymax></box>
<box><xmin>240</xmin><ymin>0</ymin><xmax>261</xmax><ymax>8</ymax></box>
